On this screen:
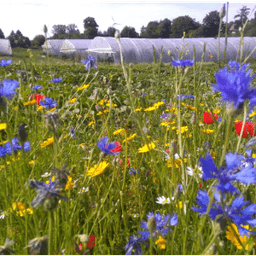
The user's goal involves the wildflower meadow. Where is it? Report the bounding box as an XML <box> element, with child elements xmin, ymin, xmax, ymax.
<box><xmin>2</xmin><ymin>16</ymin><xmax>256</xmax><ymax>255</ymax></box>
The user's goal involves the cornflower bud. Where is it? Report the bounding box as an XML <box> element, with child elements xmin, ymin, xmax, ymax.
<box><xmin>147</xmin><ymin>216</ymin><xmax>156</xmax><ymax>234</ymax></box>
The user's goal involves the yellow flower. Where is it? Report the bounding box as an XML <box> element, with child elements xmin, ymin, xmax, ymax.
<box><xmin>41</xmin><ymin>137</ymin><xmax>54</xmax><ymax>148</ymax></box>
<box><xmin>45</xmin><ymin>176</ymin><xmax>55</xmax><ymax>184</ymax></box>
<box><xmin>155</xmin><ymin>236</ymin><xmax>166</xmax><ymax>249</ymax></box>
<box><xmin>37</xmin><ymin>106</ymin><xmax>45</xmax><ymax>111</ymax></box>
<box><xmin>176</xmin><ymin>126</ymin><xmax>188</xmax><ymax>134</ymax></box>
<box><xmin>65</xmin><ymin>176</ymin><xmax>74</xmax><ymax>191</ymax></box>
<box><xmin>64</xmin><ymin>134</ymin><xmax>69</xmax><ymax>139</ymax></box>
<box><xmin>165</xmin><ymin>107</ymin><xmax>177</xmax><ymax>114</ymax></box>
<box><xmin>29</xmin><ymin>160</ymin><xmax>35</xmax><ymax>165</ymax></box>
<box><xmin>176</xmin><ymin>201</ymin><xmax>183</xmax><ymax>209</ymax></box>
<box><xmin>201</xmin><ymin>129</ymin><xmax>214</xmax><ymax>135</ymax></box>
<box><xmin>144</xmin><ymin>106</ymin><xmax>157</xmax><ymax>112</ymax></box>
<box><xmin>200</xmin><ymin>103</ymin><xmax>205</xmax><ymax>107</ymax></box>
<box><xmin>69</xmin><ymin>98</ymin><xmax>76</xmax><ymax>104</ymax></box>
<box><xmin>77</xmin><ymin>84</ymin><xmax>89</xmax><ymax>91</ymax></box>
<box><xmin>135</xmin><ymin>107</ymin><xmax>142</xmax><ymax>112</ymax></box>
<box><xmin>181</xmin><ymin>102</ymin><xmax>196</xmax><ymax>111</ymax></box>
<box><xmin>123</xmin><ymin>133</ymin><xmax>136</xmax><ymax>143</ymax></box>
<box><xmin>26</xmin><ymin>208</ymin><xmax>33</xmax><ymax>214</ymax></box>
<box><xmin>153</xmin><ymin>101</ymin><xmax>164</xmax><ymax>108</ymax></box>
<box><xmin>252</xmin><ymin>154</ymin><xmax>256</xmax><ymax>158</ymax></box>
<box><xmin>88</xmin><ymin>121</ymin><xmax>95</xmax><ymax>126</ymax></box>
<box><xmin>23</xmin><ymin>99</ymin><xmax>37</xmax><ymax>106</ymax></box>
<box><xmin>160</xmin><ymin>121</ymin><xmax>170</xmax><ymax>126</ymax></box>
<box><xmin>97</xmin><ymin>109</ymin><xmax>109</xmax><ymax>115</ymax></box>
<box><xmin>213</xmin><ymin>109</ymin><xmax>221</xmax><ymax>114</ymax></box>
<box><xmin>249</xmin><ymin>111</ymin><xmax>256</xmax><ymax>118</ymax></box>
<box><xmin>0</xmin><ymin>123</ymin><xmax>7</xmax><ymax>130</ymax></box>
<box><xmin>12</xmin><ymin>106</ymin><xmax>18</xmax><ymax>110</ymax></box>
<box><xmin>113</xmin><ymin>128</ymin><xmax>126</xmax><ymax>135</ymax></box>
<box><xmin>138</xmin><ymin>142</ymin><xmax>156</xmax><ymax>153</ymax></box>
<box><xmin>46</xmin><ymin>107</ymin><xmax>56</xmax><ymax>114</ymax></box>
<box><xmin>226</xmin><ymin>224</ymin><xmax>254</xmax><ymax>250</ymax></box>
<box><xmin>211</xmin><ymin>152</ymin><xmax>216</xmax><ymax>159</ymax></box>
<box><xmin>86</xmin><ymin>161</ymin><xmax>109</xmax><ymax>178</ymax></box>
<box><xmin>12</xmin><ymin>202</ymin><xmax>26</xmax><ymax>211</ymax></box>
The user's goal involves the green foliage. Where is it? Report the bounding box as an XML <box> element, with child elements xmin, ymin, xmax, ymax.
<box><xmin>234</xmin><ymin>5</ymin><xmax>251</xmax><ymax>29</ymax></box>
<box><xmin>202</xmin><ymin>10</ymin><xmax>223</xmax><ymax>37</ymax></box>
<box><xmin>121</xmin><ymin>26</ymin><xmax>139</xmax><ymax>38</ymax></box>
<box><xmin>0</xmin><ymin>29</ymin><xmax>5</xmax><ymax>39</ymax></box>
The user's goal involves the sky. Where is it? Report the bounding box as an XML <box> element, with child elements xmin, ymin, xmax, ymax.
<box><xmin>1</xmin><ymin>1</ymin><xmax>256</xmax><ymax>40</ymax></box>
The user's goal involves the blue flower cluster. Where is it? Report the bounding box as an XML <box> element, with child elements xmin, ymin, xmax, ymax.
<box><xmin>39</xmin><ymin>97</ymin><xmax>58</xmax><ymax>109</ymax></box>
<box><xmin>0</xmin><ymin>59</ymin><xmax>12</xmax><ymax>67</ymax></box>
<box><xmin>171</xmin><ymin>59</ymin><xmax>194</xmax><ymax>67</ymax></box>
<box><xmin>81</xmin><ymin>56</ymin><xmax>98</xmax><ymax>71</ymax></box>
<box><xmin>125</xmin><ymin>212</ymin><xmax>178</xmax><ymax>254</ymax></box>
<box><xmin>192</xmin><ymin>151</ymin><xmax>256</xmax><ymax>237</ymax></box>
<box><xmin>0</xmin><ymin>79</ymin><xmax>19</xmax><ymax>99</ymax></box>
<box><xmin>52</xmin><ymin>77</ymin><xmax>62</xmax><ymax>83</ymax></box>
<box><xmin>33</xmin><ymin>85</ymin><xmax>43</xmax><ymax>91</ymax></box>
<box><xmin>0</xmin><ymin>137</ymin><xmax>30</xmax><ymax>157</ymax></box>
<box><xmin>97</xmin><ymin>136</ymin><xmax>119</xmax><ymax>156</ymax></box>
<box><xmin>177</xmin><ymin>94</ymin><xmax>195</xmax><ymax>100</ymax></box>
<box><xmin>212</xmin><ymin>61</ymin><xmax>256</xmax><ymax>111</ymax></box>
<box><xmin>129</xmin><ymin>168</ymin><xmax>139</xmax><ymax>175</ymax></box>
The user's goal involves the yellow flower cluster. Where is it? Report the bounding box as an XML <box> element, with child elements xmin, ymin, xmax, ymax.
<box><xmin>176</xmin><ymin>126</ymin><xmax>188</xmax><ymax>134</ymax></box>
<box><xmin>23</xmin><ymin>100</ymin><xmax>37</xmax><ymax>106</ymax></box>
<box><xmin>65</xmin><ymin>176</ymin><xmax>74</xmax><ymax>191</ymax></box>
<box><xmin>113</xmin><ymin>128</ymin><xmax>126</xmax><ymax>135</ymax></box>
<box><xmin>123</xmin><ymin>133</ymin><xmax>136</xmax><ymax>143</ymax></box>
<box><xmin>88</xmin><ymin>121</ymin><xmax>95</xmax><ymax>126</ymax></box>
<box><xmin>144</xmin><ymin>101</ymin><xmax>164</xmax><ymax>112</ymax></box>
<box><xmin>155</xmin><ymin>236</ymin><xmax>166</xmax><ymax>249</ymax></box>
<box><xmin>86</xmin><ymin>161</ymin><xmax>109</xmax><ymax>177</ymax></box>
<box><xmin>40</xmin><ymin>137</ymin><xmax>54</xmax><ymax>148</ymax></box>
<box><xmin>97</xmin><ymin>109</ymin><xmax>109</xmax><ymax>115</ymax></box>
<box><xmin>0</xmin><ymin>123</ymin><xmax>7</xmax><ymax>130</ymax></box>
<box><xmin>77</xmin><ymin>84</ymin><xmax>90</xmax><ymax>91</ymax></box>
<box><xmin>201</xmin><ymin>129</ymin><xmax>214</xmax><ymax>135</ymax></box>
<box><xmin>11</xmin><ymin>202</ymin><xmax>33</xmax><ymax>217</ymax></box>
<box><xmin>69</xmin><ymin>98</ymin><xmax>76</xmax><ymax>104</ymax></box>
<box><xmin>181</xmin><ymin>102</ymin><xmax>196</xmax><ymax>111</ymax></box>
<box><xmin>138</xmin><ymin>142</ymin><xmax>156</xmax><ymax>153</ymax></box>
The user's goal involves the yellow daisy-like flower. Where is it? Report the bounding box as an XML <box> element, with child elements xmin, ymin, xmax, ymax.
<box><xmin>160</xmin><ymin>121</ymin><xmax>170</xmax><ymax>126</ymax></box>
<box><xmin>0</xmin><ymin>123</ymin><xmax>7</xmax><ymax>130</ymax></box>
<box><xmin>252</xmin><ymin>153</ymin><xmax>256</xmax><ymax>158</ymax></box>
<box><xmin>69</xmin><ymin>98</ymin><xmax>76</xmax><ymax>104</ymax></box>
<box><xmin>181</xmin><ymin>102</ymin><xmax>196</xmax><ymax>111</ymax></box>
<box><xmin>113</xmin><ymin>128</ymin><xmax>126</xmax><ymax>135</ymax></box>
<box><xmin>23</xmin><ymin>99</ymin><xmax>37</xmax><ymax>106</ymax></box>
<box><xmin>226</xmin><ymin>224</ymin><xmax>254</xmax><ymax>250</ymax></box>
<box><xmin>65</xmin><ymin>176</ymin><xmax>74</xmax><ymax>191</ymax></box>
<box><xmin>201</xmin><ymin>129</ymin><xmax>214</xmax><ymax>135</ymax></box>
<box><xmin>88</xmin><ymin>121</ymin><xmax>95</xmax><ymax>126</ymax></box>
<box><xmin>12</xmin><ymin>202</ymin><xmax>26</xmax><ymax>211</ymax></box>
<box><xmin>77</xmin><ymin>84</ymin><xmax>89</xmax><ymax>91</ymax></box>
<box><xmin>123</xmin><ymin>133</ymin><xmax>136</xmax><ymax>143</ymax></box>
<box><xmin>144</xmin><ymin>106</ymin><xmax>157</xmax><ymax>112</ymax></box>
<box><xmin>97</xmin><ymin>109</ymin><xmax>109</xmax><ymax>115</ymax></box>
<box><xmin>12</xmin><ymin>106</ymin><xmax>18</xmax><ymax>110</ymax></box>
<box><xmin>200</xmin><ymin>103</ymin><xmax>205</xmax><ymax>107</ymax></box>
<box><xmin>26</xmin><ymin>208</ymin><xmax>33</xmax><ymax>215</ymax></box>
<box><xmin>138</xmin><ymin>142</ymin><xmax>156</xmax><ymax>153</ymax></box>
<box><xmin>135</xmin><ymin>107</ymin><xmax>142</xmax><ymax>112</ymax></box>
<box><xmin>86</xmin><ymin>161</ymin><xmax>109</xmax><ymax>178</ymax></box>
<box><xmin>153</xmin><ymin>101</ymin><xmax>164</xmax><ymax>108</ymax></box>
<box><xmin>155</xmin><ymin>236</ymin><xmax>166</xmax><ymax>249</ymax></box>
<box><xmin>176</xmin><ymin>126</ymin><xmax>188</xmax><ymax>134</ymax></box>
<box><xmin>37</xmin><ymin>106</ymin><xmax>45</xmax><ymax>111</ymax></box>
<box><xmin>29</xmin><ymin>160</ymin><xmax>35</xmax><ymax>165</ymax></box>
<box><xmin>249</xmin><ymin>111</ymin><xmax>256</xmax><ymax>118</ymax></box>
<box><xmin>41</xmin><ymin>137</ymin><xmax>54</xmax><ymax>148</ymax></box>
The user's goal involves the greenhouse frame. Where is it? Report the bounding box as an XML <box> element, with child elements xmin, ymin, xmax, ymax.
<box><xmin>0</xmin><ymin>39</ymin><xmax>12</xmax><ymax>56</ymax></box>
<box><xmin>60</xmin><ymin>39</ymin><xmax>93</xmax><ymax>58</ymax></box>
<box><xmin>87</xmin><ymin>36</ymin><xmax>256</xmax><ymax>63</ymax></box>
<box><xmin>41</xmin><ymin>40</ymin><xmax>65</xmax><ymax>56</ymax></box>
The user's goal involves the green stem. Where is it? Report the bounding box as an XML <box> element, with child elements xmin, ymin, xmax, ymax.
<box><xmin>48</xmin><ymin>211</ymin><xmax>53</xmax><ymax>255</ymax></box>
<box><xmin>236</xmin><ymin>104</ymin><xmax>247</xmax><ymax>152</ymax></box>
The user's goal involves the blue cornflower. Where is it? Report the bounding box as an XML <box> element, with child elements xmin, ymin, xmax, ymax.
<box><xmin>29</xmin><ymin>179</ymin><xmax>68</xmax><ymax>208</ymax></box>
<box><xmin>192</xmin><ymin>190</ymin><xmax>256</xmax><ymax>237</ymax></box>
<box><xmin>39</xmin><ymin>97</ymin><xmax>57</xmax><ymax>109</ymax></box>
<box><xmin>141</xmin><ymin>92</ymin><xmax>147</xmax><ymax>97</ymax></box>
<box><xmin>160</xmin><ymin>113</ymin><xmax>170</xmax><ymax>121</ymax></box>
<box><xmin>97</xmin><ymin>136</ymin><xmax>120</xmax><ymax>156</ymax></box>
<box><xmin>124</xmin><ymin>235</ymin><xmax>146</xmax><ymax>255</ymax></box>
<box><xmin>0</xmin><ymin>146</ymin><xmax>6</xmax><ymax>157</ymax></box>
<box><xmin>177</xmin><ymin>94</ymin><xmax>195</xmax><ymax>100</ymax></box>
<box><xmin>212</xmin><ymin>61</ymin><xmax>256</xmax><ymax>111</ymax></box>
<box><xmin>52</xmin><ymin>77</ymin><xmax>62</xmax><ymax>83</ymax></box>
<box><xmin>81</xmin><ymin>56</ymin><xmax>98</xmax><ymax>71</ymax></box>
<box><xmin>5</xmin><ymin>137</ymin><xmax>30</xmax><ymax>155</ymax></box>
<box><xmin>129</xmin><ymin>168</ymin><xmax>139</xmax><ymax>175</ymax></box>
<box><xmin>199</xmin><ymin>152</ymin><xmax>256</xmax><ymax>194</ymax></box>
<box><xmin>69</xmin><ymin>126</ymin><xmax>76</xmax><ymax>139</ymax></box>
<box><xmin>0</xmin><ymin>79</ymin><xmax>19</xmax><ymax>99</ymax></box>
<box><xmin>171</xmin><ymin>59</ymin><xmax>194</xmax><ymax>67</ymax></box>
<box><xmin>138</xmin><ymin>212</ymin><xmax>178</xmax><ymax>241</ymax></box>
<box><xmin>0</xmin><ymin>59</ymin><xmax>12</xmax><ymax>67</ymax></box>
<box><xmin>33</xmin><ymin>85</ymin><xmax>43</xmax><ymax>90</ymax></box>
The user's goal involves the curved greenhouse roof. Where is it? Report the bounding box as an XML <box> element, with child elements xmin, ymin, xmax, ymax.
<box><xmin>60</xmin><ymin>39</ymin><xmax>93</xmax><ymax>55</ymax></box>
<box><xmin>87</xmin><ymin>36</ymin><xmax>256</xmax><ymax>63</ymax></box>
<box><xmin>0</xmin><ymin>39</ymin><xmax>12</xmax><ymax>56</ymax></box>
<box><xmin>41</xmin><ymin>40</ymin><xmax>65</xmax><ymax>56</ymax></box>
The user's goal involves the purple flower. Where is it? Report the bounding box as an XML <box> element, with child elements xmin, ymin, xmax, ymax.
<box><xmin>52</xmin><ymin>78</ymin><xmax>62</xmax><ymax>83</ymax></box>
<box><xmin>124</xmin><ymin>235</ymin><xmax>144</xmax><ymax>255</ymax></box>
<box><xmin>171</xmin><ymin>59</ymin><xmax>194</xmax><ymax>67</ymax></box>
<box><xmin>0</xmin><ymin>79</ymin><xmax>19</xmax><ymax>99</ymax></box>
<box><xmin>39</xmin><ymin>97</ymin><xmax>57</xmax><ymax>109</ymax></box>
<box><xmin>81</xmin><ymin>56</ymin><xmax>98</xmax><ymax>71</ymax></box>
<box><xmin>97</xmin><ymin>136</ymin><xmax>120</xmax><ymax>156</ymax></box>
<box><xmin>33</xmin><ymin>85</ymin><xmax>43</xmax><ymax>90</ymax></box>
<box><xmin>129</xmin><ymin>168</ymin><xmax>139</xmax><ymax>175</ymax></box>
<box><xmin>5</xmin><ymin>137</ymin><xmax>30</xmax><ymax>155</ymax></box>
<box><xmin>0</xmin><ymin>59</ymin><xmax>12</xmax><ymax>67</ymax></box>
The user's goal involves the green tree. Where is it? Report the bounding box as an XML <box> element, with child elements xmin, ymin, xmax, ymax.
<box><xmin>106</xmin><ymin>27</ymin><xmax>116</xmax><ymax>37</ymax></box>
<box><xmin>83</xmin><ymin>17</ymin><xmax>98</xmax><ymax>39</ymax></box>
<box><xmin>170</xmin><ymin>15</ymin><xmax>200</xmax><ymax>38</ymax></box>
<box><xmin>234</xmin><ymin>5</ymin><xmax>250</xmax><ymax>29</ymax></box>
<box><xmin>121</xmin><ymin>26</ymin><xmax>139</xmax><ymax>38</ymax></box>
<box><xmin>188</xmin><ymin>26</ymin><xmax>204</xmax><ymax>38</ymax></box>
<box><xmin>140</xmin><ymin>26</ymin><xmax>147</xmax><ymax>37</ymax></box>
<box><xmin>145</xmin><ymin>21</ymin><xmax>160</xmax><ymax>38</ymax></box>
<box><xmin>0</xmin><ymin>29</ymin><xmax>5</xmax><ymax>39</ymax></box>
<box><xmin>202</xmin><ymin>10</ymin><xmax>223</xmax><ymax>37</ymax></box>
<box><xmin>52</xmin><ymin>25</ymin><xmax>67</xmax><ymax>38</ymax></box>
<box><xmin>32</xmin><ymin>35</ymin><xmax>45</xmax><ymax>47</ymax></box>
<box><xmin>156</xmin><ymin>18</ymin><xmax>171</xmax><ymax>38</ymax></box>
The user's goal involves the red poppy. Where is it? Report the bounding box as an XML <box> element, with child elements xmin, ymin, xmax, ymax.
<box><xmin>111</xmin><ymin>141</ymin><xmax>122</xmax><ymax>153</ymax></box>
<box><xmin>234</xmin><ymin>121</ymin><xmax>256</xmax><ymax>138</ymax></box>
<box><xmin>203</xmin><ymin>112</ymin><xmax>219</xmax><ymax>124</ymax></box>
<box><xmin>31</xmin><ymin>94</ymin><xmax>45</xmax><ymax>106</ymax></box>
<box><xmin>87</xmin><ymin>235</ymin><xmax>96</xmax><ymax>249</ymax></box>
<box><xmin>119</xmin><ymin>158</ymin><xmax>130</xmax><ymax>166</ymax></box>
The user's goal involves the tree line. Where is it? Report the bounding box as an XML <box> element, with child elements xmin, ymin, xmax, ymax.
<box><xmin>0</xmin><ymin>5</ymin><xmax>255</xmax><ymax>49</ymax></box>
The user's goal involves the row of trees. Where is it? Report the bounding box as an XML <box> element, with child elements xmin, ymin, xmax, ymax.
<box><xmin>0</xmin><ymin>5</ymin><xmax>255</xmax><ymax>49</ymax></box>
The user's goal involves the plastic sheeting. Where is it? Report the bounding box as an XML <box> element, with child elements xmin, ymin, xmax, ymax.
<box><xmin>41</xmin><ymin>40</ymin><xmax>64</xmax><ymax>56</ymax></box>
<box><xmin>60</xmin><ymin>39</ymin><xmax>92</xmax><ymax>55</ymax></box>
<box><xmin>0</xmin><ymin>39</ymin><xmax>12</xmax><ymax>56</ymax></box>
<box><xmin>87</xmin><ymin>36</ymin><xmax>256</xmax><ymax>63</ymax></box>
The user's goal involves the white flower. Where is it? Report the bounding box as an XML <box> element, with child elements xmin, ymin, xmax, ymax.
<box><xmin>41</xmin><ymin>172</ymin><xmax>51</xmax><ymax>178</ymax></box>
<box><xmin>186</xmin><ymin>165</ymin><xmax>202</xmax><ymax>178</ymax></box>
<box><xmin>133</xmin><ymin>214</ymin><xmax>140</xmax><ymax>218</ymax></box>
<box><xmin>78</xmin><ymin>187</ymin><xmax>89</xmax><ymax>193</ymax></box>
<box><xmin>156</xmin><ymin>196</ymin><xmax>170</xmax><ymax>205</ymax></box>
<box><xmin>0</xmin><ymin>211</ymin><xmax>6</xmax><ymax>219</ymax></box>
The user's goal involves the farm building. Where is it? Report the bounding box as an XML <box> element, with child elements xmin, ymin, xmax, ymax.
<box><xmin>60</xmin><ymin>39</ymin><xmax>93</xmax><ymax>58</ymax></box>
<box><xmin>41</xmin><ymin>39</ymin><xmax>65</xmax><ymax>56</ymax></box>
<box><xmin>0</xmin><ymin>39</ymin><xmax>12</xmax><ymax>56</ymax></box>
<box><xmin>87</xmin><ymin>36</ymin><xmax>256</xmax><ymax>63</ymax></box>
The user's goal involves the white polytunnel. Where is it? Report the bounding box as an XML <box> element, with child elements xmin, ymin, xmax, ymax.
<box><xmin>41</xmin><ymin>40</ymin><xmax>65</xmax><ymax>56</ymax></box>
<box><xmin>87</xmin><ymin>36</ymin><xmax>256</xmax><ymax>63</ymax></box>
<box><xmin>60</xmin><ymin>39</ymin><xmax>93</xmax><ymax>56</ymax></box>
<box><xmin>0</xmin><ymin>39</ymin><xmax>12</xmax><ymax>56</ymax></box>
